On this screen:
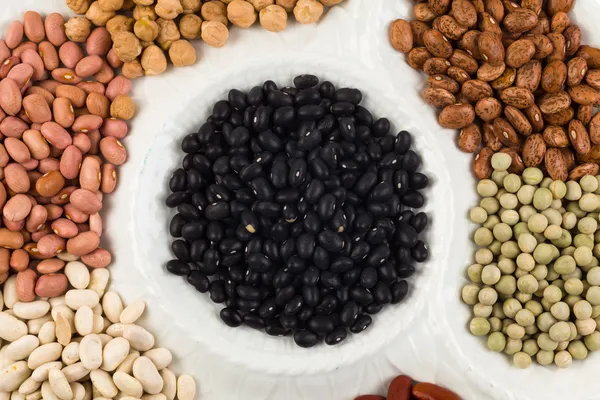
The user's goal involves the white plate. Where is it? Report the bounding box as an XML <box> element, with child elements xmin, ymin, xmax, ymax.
<box><xmin>2</xmin><ymin>1</ymin><xmax>600</xmax><ymax>399</ymax></box>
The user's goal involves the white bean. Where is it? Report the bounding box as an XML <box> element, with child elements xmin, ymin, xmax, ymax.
<box><xmin>97</xmin><ymin>334</ymin><xmax>112</xmax><ymax>347</ymax></box>
<box><xmin>89</xmin><ymin>369</ymin><xmax>117</xmax><ymax>398</ymax></box>
<box><xmin>115</xmin><ymin>351</ymin><xmax>139</xmax><ymax>375</ymax></box>
<box><xmin>142</xmin><ymin>394</ymin><xmax>167</xmax><ymax>400</ymax></box>
<box><xmin>17</xmin><ymin>377</ymin><xmax>40</xmax><ymax>395</ymax></box>
<box><xmin>25</xmin><ymin>390</ymin><xmax>42</xmax><ymax>400</ymax></box>
<box><xmin>38</xmin><ymin>321</ymin><xmax>56</xmax><ymax>345</ymax></box>
<box><xmin>91</xmin><ymin>305</ymin><xmax>102</xmax><ymax>315</ymax></box>
<box><xmin>61</xmin><ymin>342</ymin><xmax>80</xmax><ymax>366</ymax></box>
<box><xmin>106</xmin><ymin>323</ymin><xmax>126</xmax><ymax>337</ymax></box>
<box><xmin>132</xmin><ymin>357</ymin><xmax>163</xmax><ymax>395</ymax></box>
<box><xmin>6</xmin><ymin>336</ymin><xmax>40</xmax><ymax>361</ymax></box>
<box><xmin>27</xmin><ymin>343</ymin><xmax>63</xmax><ymax>370</ymax></box>
<box><xmin>11</xmin><ymin>392</ymin><xmax>25</xmax><ymax>400</ymax></box>
<box><xmin>112</xmin><ymin>372</ymin><xmax>143</xmax><ymax>398</ymax></box>
<box><xmin>57</xmin><ymin>252</ymin><xmax>80</xmax><ymax>262</ymax></box>
<box><xmin>41</xmin><ymin>381</ymin><xmax>59</xmax><ymax>400</ymax></box>
<box><xmin>143</xmin><ymin>348</ymin><xmax>172</xmax><ymax>371</ymax></box>
<box><xmin>87</xmin><ymin>270</ymin><xmax>110</xmax><ymax>298</ymax></box>
<box><xmin>51</xmin><ymin>307</ymin><xmax>74</xmax><ymax>328</ymax></box>
<box><xmin>49</xmin><ymin>369</ymin><xmax>73</xmax><ymax>400</ymax></box>
<box><xmin>119</xmin><ymin>301</ymin><xmax>145</xmax><ymax>325</ymax></box>
<box><xmin>55</xmin><ymin>313</ymin><xmax>72</xmax><ymax>347</ymax></box>
<box><xmin>102</xmin><ymin>292</ymin><xmax>122</xmax><ymax>324</ymax></box>
<box><xmin>70</xmin><ymin>382</ymin><xmax>85</xmax><ymax>400</ymax></box>
<box><xmin>27</xmin><ymin>314</ymin><xmax>52</xmax><ymax>336</ymax></box>
<box><xmin>49</xmin><ymin>296</ymin><xmax>66</xmax><ymax>309</ymax></box>
<box><xmin>0</xmin><ymin>312</ymin><xmax>28</xmax><ymax>342</ymax></box>
<box><xmin>79</xmin><ymin>335</ymin><xmax>103</xmax><ymax>371</ymax></box>
<box><xmin>61</xmin><ymin>362</ymin><xmax>89</xmax><ymax>383</ymax></box>
<box><xmin>3</xmin><ymin>276</ymin><xmax>17</xmax><ymax>310</ymax></box>
<box><xmin>0</xmin><ymin>361</ymin><xmax>31</xmax><ymax>392</ymax></box>
<box><xmin>0</xmin><ymin>392</ymin><xmax>8</xmax><ymax>400</ymax></box>
<box><xmin>159</xmin><ymin>368</ymin><xmax>176</xmax><ymax>400</ymax></box>
<box><xmin>65</xmin><ymin>290</ymin><xmax>99</xmax><ymax>311</ymax></box>
<box><xmin>0</xmin><ymin>291</ymin><xmax>4</xmax><ymax>310</ymax></box>
<box><xmin>64</xmin><ymin>262</ymin><xmax>90</xmax><ymax>290</ymax></box>
<box><xmin>176</xmin><ymin>375</ymin><xmax>195</xmax><ymax>400</ymax></box>
<box><xmin>101</xmin><ymin>337</ymin><xmax>129</xmax><ymax>372</ymax></box>
<box><xmin>74</xmin><ymin>307</ymin><xmax>93</xmax><ymax>336</ymax></box>
<box><xmin>92</xmin><ymin>315</ymin><xmax>104</xmax><ymax>334</ymax></box>
<box><xmin>31</xmin><ymin>361</ymin><xmax>63</xmax><ymax>382</ymax></box>
<box><xmin>123</xmin><ymin>326</ymin><xmax>154</xmax><ymax>351</ymax></box>
<box><xmin>12</xmin><ymin>302</ymin><xmax>50</xmax><ymax>320</ymax></box>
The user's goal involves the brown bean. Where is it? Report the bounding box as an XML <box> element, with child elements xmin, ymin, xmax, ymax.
<box><xmin>577</xmin><ymin>104</ymin><xmax>594</xmax><ymax>126</ymax></box>
<box><xmin>545</xmin><ymin>147</ymin><xmax>568</xmax><ymax>180</ymax></box>
<box><xmin>478</xmin><ymin>12</ymin><xmax>502</xmax><ymax>36</ymax></box>
<box><xmin>504</xmin><ymin>105</ymin><xmax>532</xmax><ymax>136</ymax></box>
<box><xmin>473</xmin><ymin>147</ymin><xmax>494</xmax><ymax>179</ymax></box>
<box><xmin>9</xmin><ymin>249</ymin><xmax>29</xmax><ymax>272</ymax></box>
<box><xmin>35</xmin><ymin>273</ymin><xmax>68</xmax><ymax>297</ymax></box>
<box><xmin>577</xmin><ymin>46</ymin><xmax>600</xmax><ymax>70</ymax></box>
<box><xmin>538</xmin><ymin>91</ymin><xmax>572</xmax><ymax>114</ymax></box>
<box><xmin>504</xmin><ymin>8</ymin><xmax>538</xmax><ymax>33</ymax></box>
<box><xmin>568</xmin><ymin>85</ymin><xmax>600</xmax><ymax>105</ymax></box>
<box><xmin>569</xmin><ymin>119</ymin><xmax>591</xmax><ymax>154</ymax></box>
<box><xmin>37</xmin><ymin>258</ymin><xmax>65</xmax><ymax>274</ymax></box>
<box><xmin>66</xmin><ymin>231</ymin><xmax>100</xmax><ymax>256</ymax></box>
<box><xmin>422</xmin><ymin>29</ymin><xmax>453</xmax><ymax>58</ymax></box>
<box><xmin>52</xmin><ymin>68</ymin><xmax>82</xmax><ymax>84</ymax></box>
<box><xmin>81</xmin><ymin>247</ymin><xmax>111</xmax><ymax>268</ymax></box>
<box><xmin>16</xmin><ymin>269</ymin><xmax>37</xmax><ymax>302</ymax></box>
<box><xmin>0</xmin><ymin>228</ymin><xmax>24</xmax><ymax>249</ymax></box>
<box><xmin>547</xmin><ymin>32</ymin><xmax>567</xmax><ymax>61</ymax></box>
<box><xmin>59</xmin><ymin>41</ymin><xmax>84</xmax><ymax>68</ymax></box>
<box><xmin>86</xmin><ymin>92</ymin><xmax>110</xmax><ymax>118</ymax></box>
<box><xmin>505</xmin><ymin>39</ymin><xmax>536</xmax><ymax>68</ymax></box>
<box><xmin>389</xmin><ymin>19</ymin><xmax>413</xmax><ymax>53</ymax></box>
<box><xmin>438</xmin><ymin>104</ymin><xmax>475</xmax><ymax>129</ymax></box>
<box><xmin>99</xmin><ymin>137</ymin><xmax>127</xmax><ymax>165</ymax></box>
<box><xmin>493</xmin><ymin>117</ymin><xmax>520</xmax><ymax>149</ymax></box>
<box><xmin>569</xmin><ymin>163</ymin><xmax>600</xmax><ymax>180</ymax></box>
<box><xmin>36</xmin><ymin>170</ymin><xmax>66</xmax><ymax>198</ymax></box>
<box><xmin>564</xmin><ymin>26</ymin><xmax>581</xmax><ymax>58</ymax></box>
<box><xmin>521</xmin><ymin>133</ymin><xmax>546</xmax><ymax>167</ymax></box>
<box><xmin>44</xmin><ymin>204</ymin><xmax>63</xmax><ymax>221</ymax></box>
<box><xmin>547</xmin><ymin>0</ymin><xmax>575</xmax><ymax>16</ymax></box>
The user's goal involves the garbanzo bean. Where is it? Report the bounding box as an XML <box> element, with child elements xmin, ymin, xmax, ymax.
<box><xmin>259</xmin><ymin>4</ymin><xmax>288</xmax><ymax>32</ymax></box>
<box><xmin>179</xmin><ymin>14</ymin><xmax>202</xmax><ymax>40</ymax></box>
<box><xmin>293</xmin><ymin>0</ymin><xmax>323</xmax><ymax>24</ymax></box>
<box><xmin>169</xmin><ymin>40</ymin><xmax>197</xmax><ymax>67</ymax></box>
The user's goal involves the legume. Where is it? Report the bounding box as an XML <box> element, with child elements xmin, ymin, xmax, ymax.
<box><xmin>165</xmin><ymin>75</ymin><xmax>430</xmax><ymax>347</ymax></box>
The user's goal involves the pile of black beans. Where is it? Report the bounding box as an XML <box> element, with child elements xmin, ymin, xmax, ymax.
<box><xmin>165</xmin><ymin>75</ymin><xmax>430</xmax><ymax>348</ymax></box>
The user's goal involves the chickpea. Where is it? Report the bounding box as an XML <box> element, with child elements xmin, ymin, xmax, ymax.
<box><xmin>112</xmin><ymin>31</ymin><xmax>143</xmax><ymax>62</ymax></box>
<box><xmin>276</xmin><ymin>0</ymin><xmax>297</xmax><ymax>12</ymax></box>
<box><xmin>122</xmin><ymin>59</ymin><xmax>144</xmax><ymax>79</ymax></box>
<box><xmin>220</xmin><ymin>0</ymin><xmax>235</xmax><ymax>3</ymax></box>
<box><xmin>122</xmin><ymin>0</ymin><xmax>136</xmax><ymax>9</ymax></box>
<box><xmin>227</xmin><ymin>0</ymin><xmax>257</xmax><ymax>28</ymax></box>
<box><xmin>250</xmin><ymin>0</ymin><xmax>274</xmax><ymax>10</ymax></box>
<box><xmin>156</xmin><ymin>18</ymin><xmax>181</xmax><ymax>50</ymax></box>
<box><xmin>65</xmin><ymin>16</ymin><xmax>93</xmax><ymax>42</ymax></box>
<box><xmin>201</xmin><ymin>21</ymin><xmax>229</xmax><ymax>48</ymax></box>
<box><xmin>169</xmin><ymin>40</ymin><xmax>197</xmax><ymax>67</ymax></box>
<box><xmin>181</xmin><ymin>0</ymin><xmax>202</xmax><ymax>14</ymax></box>
<box><xmin>98</xmin><ymin>0</ymin><xmax>124</xmax><ymax>11</ymax></box>
<box><xmin>67</xmin><ymin>0</ymin><xmax>92</xmax><ymax>14</ymax></box>
<box><xmin>86</xmin><ymin>1</ymin><xmax>117</xmax><ymax>26</ymax></box>
<box><xmin>320</xmin><ymin>0</ymin><xmax>343</xmax><ymax>5</ymax></box>
<box><xmin>179</xmin><ymin>14</ymin><xmax>203</xmax><ymax>40</ymax></box>
<box><xmin>110</xmin><ymin>95</ymin><xmax>136</xmax><ymax>120</ymax></box>
<box><xmin>155</xmin><ymin>0</ymin><xmax>184</xmax><ymax>19</ymax></box>
<box><xmin>259</xmin><ymin>5</ymin><xmax>287</xmax><ymax>32</ymax></box>
<box><xmin>134</xmin><ymin>17</ymin><xmax>160</xmax><ymax>41</ymax></box>
<box><xmin>140</xmin><ymin>40</ymin><xmax>154</xmax><ymax>48</ymax></box>
<box><xmin>133</xmin><ymin>0</ymin><xmax>154</xmax><ymax>4</ymax></box>
<box><xmin>293</xmin><ymin>0</ymin><xmax>323</xmax><ymax>24</ymax></box>
<box><xmin>106</xmin><ymin>15</ymin><xmax>135</xmax><ymax>36</ymax></box>
<box><xmin>133</xmin><ymin>4</ymin><xmax>158</xmax><ymax>20</ymax></box>
<box><xmin>141</xmin><ymin>45</ymin><xmax>168</xmax><ymax>76</ymax></box>
<box><xmin>201</xmin><ymin>1</ymin><xmax>229</xmax><ymax>25</ymax></box>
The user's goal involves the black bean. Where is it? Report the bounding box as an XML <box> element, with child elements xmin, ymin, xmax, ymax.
<box><xmin>213</xmin><ymin>100</ymin><xmax>231</xmax><ymax>121</ymax></box>
<box><xmin>394</xmin><ymin>130</ymin><xmax>412</xmax><ymax>154</ymax></box>
<box><xmin>275</xmin><ymin>286</ymin><xmax>296</xmax><ymax>306</ymax></box>
<box><xmin>359</xmin><ymin>267</ymin><xmax>378</xmax><ymax>289</ymax></box>
<box><xmin>248</xmin><ymin>86</ymin><xmax>264</xmax><ymax>105</ymax></box>
<box><xmin>294</xmin><ymin>74</ymin><xmax>319</xmax><ymax>89</ymax></box>
<box><xmin>308</xmin><ymin>316</ymin><xmax>335</xmax><ymax>335</ymax></box>
<box><xmin>402</xmin><ymin>150</ymin><xmax>421</xmax><ymax>172</ymax></box>
<box><xmin>371</xmin><ymin>181</ymin><xmax>394</xmax><ymax>202</ymax></box>
<box><xmin>396</xmin><ymin>263</ymin><xmax>416</xmax><ymax>278</ymax></box>
<box><xmin>165</xmin><ymin>191</ymin><xmax>188</xmax><ymax>208</ymax></box>
<box><xmin>373</xmin><ymin>282</ymin><xmax>392</xmax><ymax>304</ymax></box>
<box><xmin>365</xmin><ymin>302</ymin><xmax>383</xmax><ymax>315</ymax></box>
<box><xmin>169</xmin><ymin>214</ymin><xmax>186</xmax><ymax>238</ymax></box>
<box><xmin>166</xmin><ymin>260</ymin><xmax>189</xmax><ymax>276</ymax></box>
<box><xmin>209</xmin><ymin>281</ymin><xmax>227</xmax><ymax>303</ymax></box>
<box><xmin>410</xmin><ymin>172</ymin><xmax>429</xmax><ymax>190</ymax></box>
<box><xmin>325</xmin><ymin>327</ymin><xmax>348</xmax><ymax>345</ymax></box>
<box><xmin>171</xmin><ymin>240</ymin><xmax>190</xmax><ymax>261</ymax></box>
<box><xmin>412</xmin><ymin>240</ymin><xmax>429</xmax><ymax>262</ymax></box>
<box><xmin>187</xmin><ymin>271</ymin><xmax>209</xmax><ymax>292</ymax></box>
<box><xmin>334</xmin><ymin>88</ymin><xmax>362</xmax><ymax>104</ymax></box>
<box><xmin>181</xmin><ymin>134</ymin><xmax>200</xmax><ymax>153</ymax></box>
<box><xmin>317</xmin><ymin>194</ymin><xmax>337</xmax><ymax>222</ymax></box>
<box><xmin>242</xmin><ymin>314</ymin><xmax>265</xmax><ymax>330</ymax></box>
<box><xmin>280</xmin><ymin>314</ymin><xmax>298</xmax><ymax>331</ymax></box>
<box><xmin>340</xmin><ymin>301</ymin><xmax>359</xmax><ymax>327</ymax></box>
<box><xmin>349</xmin><ymin>286</ymin><xmax>373</xmax><ymax>306</ymax></box>
<box><xmin>228</xmin><ymin>89</ymin><xmax>248</xmax><ymax>110</ymax></box>
<box><xmin>350</xmin><ymin>314</ymin><xmax>372</xmax><ymax>333</ymax></box>
<box><xmin>295</xmin><ymin>88</ymin><xmax>321</xmax><ymax>106</ymax></box>
<box><xmin>253</xmin><ymin>105</ymin><xmax>272</xmax><ymax>132</ymax></box>
<box><xmin>293</xmin><ymin>330</ymin><xmax>319</xmax><ymax>348</ymax></box>
<box><xmin>330</xmin><ymin>257</ymin><xmax>354</xmax><ymax>273</ymax></box>
<box><xmin>197</xmin><ymin>122</ymin><xmax>215</xmax><ymax>144</ymax></box>
<box><xmin>181</xmin><ymin>221</ymin><xmax>204</xmax><ymax>241</ymax></box>
<box><xmin>297</xmin><ymin>128</ymin><xmax>322</xmax><ymax>151</ymax></box>
<box><xmin>400</xmin><ymin>190</ymin><xmax>425</xmax><ymax>208</ymax></box>
<box><xmin>247</xmin><ymin>253</ymin><xmax>272</xmax><ymax>273</ymax></box>
<box><xmin>372</xmin><ymin>118</ymin><xmax>390</xmax><ymax>137</ymax></box>
<box><xmin>169</xmin><ymin>169</ymin><xmax>187</xmax><ymax>192</ymax></box>
<box><xmin>315</xmin><ymin>295</ymin><xmax>338</xmax><ymax>315</ymax></box>
<box><xmin>331</xmin><ymin>102</ymin><xmax>355</xmax><ymax>117</ymax></box>
<box><xmin>253</xmin><ymin>201</ymin><xmax>281</xmax><ymax>217</ymax></box>
<box><xmin>289</xmin><ymin>158</ymin><xmax>307</xmax><ymax>187</ymax></box>
<box><xmin>391</xmin><ymin>280</ymin><xmax>409</xmax><ymax>304</ymax></box>
<box><xmin>317</xmin><ymin>231</ymin><xmax>344</xmax><ymax>253</ymax></box>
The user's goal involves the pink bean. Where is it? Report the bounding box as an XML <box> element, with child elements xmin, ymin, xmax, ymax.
<box><xmin>5</xmin><ymin>21</ymin><xmax>24</xmax><ymax>49</ymax></box>
<box><xmin>66</xmin><ymin>231</ymin><xmax>100</xmax><ymax>255</ymax></box>
<box><xmin>72</xmin><ymin>132</ymin><xmax>91</xmax><ymax>154</ymax></box>
<box><xmin>88</xmin><ymin>130</ymin><xmax>101</xmax><ymax>154</ymax></box>
<box><xmin>10</xmin><ymin>249</ymin><xmax>30</xmax><ymax>272</ymax></box>
<box><xmin>63</xmin><ymin>203</ymin><xmax>89</xmax><ymax>223</ymax></box>
<box><xmin>99</xmin><ymin>137</ymin><xmax>127</xmax><ymax>165</ymax></box>
<box><xmin>36</xmin><ymin>258</ymin><xmax>65</xmax><ymax>274</ymax></box>
<box><xmin>79</xmin><ymin>156</ymin><xmax>101</xmax><ymax>192</ymax></box>
<box><xmin>23</xmin><ymin>129</ymin><xmax>51</xmax><ymax>160</ymax></box>
<box><xmin>38</xmin><ymin>157</ymin><xmax>60</xmax><ymax>174</ymax></box>
<box><xmin>81</xmin><ymin>247</ymin><xmax>111</xmax><ymax>268</ymax></box>
<box><xmin>53</xmin><ymin>97</ymin><xmax>75</xmax><ymax>128</ymax></box>
<box><xmin>72</xmin><ymin>114</ymin><xmax>103</xmax><ymax>132</ymax></box>
<box><xmin>0</xmin><ymin>40</ymin><xmax>10</xmax><ymax>64</ymax></box>
<box><xmin>105</xmin><ymin>76</ymin><xmax>131</xmax><ymax>101</ymax></box>
<box><xmin>38</xmin><ymin>41</ymin><xmax>60</xmax><ymax>71</ymax></box>
<box><xmin>94</xmin><ymin>61</ymin><xmax>114</xmax><ymax>84</ymax></box>
<box><xmin>38</xmin><ymin>79</ymin><xmax>61</xmax><ymax>95</ymax></box>
<box><xmin>36</xmin><ymin>233</ymin><xmax>66</xmax><ymax>257</ymax></box>
<box><xmin>44</xmin><ymin>13</ymin><xmax>67</xmax><ymax>47</ymax></box>
<box><xmin>7</xmin><ymin>63</ymin><xmax>34</xmax><ymax>88</ymax></box>
<box><xmin>0</xmin><ymin>116</ymin><xmax>28</xmax><ymax>137</ymax></box>
<box><xmin>86</xmin><ymin>27</ymin><xmax>112</xmax><ymax>57</ymax></box>
<box><xmin>60</xmin><ymin>145</ymin><xmax>83</xmax><ymax>179</ymax></box>
<box><xmin>51</xmin><ymin>68</ymin><xmax>82</xmax><ymax>84</ymax></box>
<box><xmin>20</xmin><ymin>49</ymin><xmax>45</xmax><ymax>81</ymax></box>
<box><xmin>0</xmin><ymin>144</ymin><xmax>9</xmax><ymax>167</ymax></box>
<box><xmin>24</xmin><ymin>11</ymin><xmax>45</xmax><ymax>43</ymax></box>
<box><xmin>21</xmin><ymin>159</ymin><xmax>39</xmax><ymax>171</ymax></box>
<box><xmin>77</xmin><ymin>81</ymin><xmax>106</xmax><ymax>95</ymax></box>
<box><xmin>51</xmin><ymin>218</ymin><xmax>79</xmax><ymax>238</ymax></box>
<box><xmin>70</xmin><ymin>188</ymin><xmax>102</xmax><ymax>214</ymax></box>
<box><xmin>75</xmin><ymin>55</ymin><xmax>104</xmax><ymax>77</ymax></box>
<box><xmin>4</xmin><ymin>137</ymin><xmax>31</xmax><ymax>163</ymax></box>
<box><xmin>89</xmin><ymin>213</ymin><xmax>102</xmax><ymax>236</ymax></box>
<box><xmin>35</xmin><ymin>273</ymin><xmax>68</xmax><ymax>297</ymax></box>
<box><xmin>3</xmin><ymin>217</ymin><xmax>25</xmax><ymax>232</ymax></box>
<box><xmin>4</xmin><ymin>162</ymin><xmax>30</xmax><ymax>193</ymax></box>
<box><xmin>3</xmin><ymin>193</ymin><xmax>33</xmax><ymax>222</ymax></box>
<box><xmin>44</xmin><ymin>204</ymin><xmax>63</xmax><ymax>220</ymax></box>
<box><xmin>0</xmin><ymin>56</ymin><xmax>19</xmax><ymax>80</ymax></box>
<box><xmin>26</xmin><ymin>204</ymin><xmax>48</xmax><ymax>233</ymax></box>
<box><xmin>41</xmin><ymin>121</ymin><xmax>72</xmax><ymax>149</ymax></box>
<box><xmin>16</xmin><ymin>269</ymin><xmax>37</xmax><ymax>302</ymax></box>
<box><xmin>23</xmin><ymin>94</ymin><xmax>53</xmax><ymax>123</ymax></box>
<box><xmin>100</xmin><ymin>163</ymin><xmax>116</xmax><ymax>193</ymax></box>
<box><xmin>100</xmin><ymin>118</ymin><xmax>128</xmax><ymax>138</ymax></box>
<box><xmin>59</xmin><ymin>41</ymin><xmax>84</xmax><ymax>69</ymax></box>
<box><xmin>12</xmin><ymin>42</ymin><xmax>37</xmax><ymax>59</ymax></box>
<box><xmin>106</xmin><ymin>48</ymin><xmax>123</xmax><ymax>69</ymax></box>
<box><xmin>0</xmin><ymin>78</ymin><xmax>22</xmax><ymax>115</ymax></box>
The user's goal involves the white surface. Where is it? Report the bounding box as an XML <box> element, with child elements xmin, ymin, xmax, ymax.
<box><xmin>2</xmin><ymin>1</ymin><xmax>600</xmax><ymax>399</ymax></box>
